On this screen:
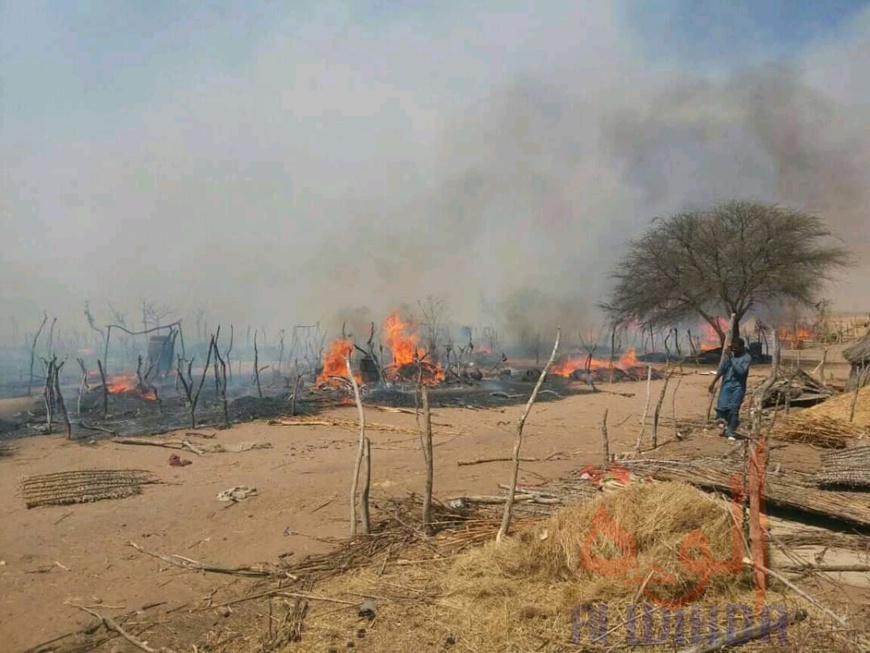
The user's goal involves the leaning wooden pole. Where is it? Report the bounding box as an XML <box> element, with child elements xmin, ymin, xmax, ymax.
<box><xmin>634</xmin><ymin>365</ymin><xmax>653</xmax><ymax>452</ymax></box>
<box><xmin>53</xmin><ymin>361</ymin><xmax>72</xmax><ymax>440</ymax></box>
<box><xmin>346</xmin><ymin>355</ymin><xmax>368</xmax><ymax>537</ymax></box>
<box><xmin>497</xmin><ymin>328</ymin><xmax>560</xmax><ymax>543</ymax></box>
<box><xmin>652</xmin><ymin>370</ymin><xmax>672</xmax><ymax>449</ymax></box>
<box><xmin>360</xmin><ymin>437</ymin><xmax>371</xmax><ymax>535</ymax></box>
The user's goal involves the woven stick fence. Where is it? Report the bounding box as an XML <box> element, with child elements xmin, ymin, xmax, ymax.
<box><xmin>817</xmin><ymin>445</ymin><xmax>870</xmax><ymax>490</ymax></box>
<box><xmin>19</xmin><ymin>469</ymin><xmax>161</xmax><ymax>508</ymax></box>
<box><xmin>618</xmin><ymin>458</ymin><xmax>870</xmax><ymax>528</ymax></box>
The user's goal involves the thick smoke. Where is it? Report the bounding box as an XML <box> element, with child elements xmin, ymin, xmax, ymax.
<box><xmin>1</xmin><ymin>2</ymin><xmax>867</xmax><ymax>344</ymax></box>
<box><xmin>310</xmin><ymin>63</ymin><xmax>870</xmax><ymax>339</ymax></box>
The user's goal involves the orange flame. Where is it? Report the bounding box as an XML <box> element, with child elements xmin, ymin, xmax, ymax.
<box><xmin>317</xmin><ymin>339</ymin><xmax>362</xmax><ymax>386</ymax></box>
<box><xmin>382</xmin><ymin>311</ymin><xmax>444</xmax><ymax>384</ymax></box>
<box><xmin>384</xmin><ymin>312</ymin><xmax>422</xmax><ymax>367</ymax></box>
<box><xmin>697</xmin><ymin>317</ymin><xmax>730</xmax><ymax>350</ymax></box>
<box><xmin>105</xmin><ymin>373</ymin><xmax>156</xmax><ymax>400</ymax></box>
<box><xmin>552</xmin><ymin>348</ymin><xmax>640</xmax><ymax>377</ymax></box>
<box><xmin>777</xmin><ymin>325</ymin><xmax>814</xmax><ymax>349</ymax></box>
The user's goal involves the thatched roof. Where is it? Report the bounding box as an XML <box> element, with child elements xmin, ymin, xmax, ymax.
<box><xmin>843</xmin><ymin>335</ymin><xmax>870</xmax><ymax>365</ymax></box>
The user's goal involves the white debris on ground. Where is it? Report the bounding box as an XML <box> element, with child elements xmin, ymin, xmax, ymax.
<box><xmin>217</xmin><ymin>485</ymin><xmax>258</xmax><ymax>502</ymax></box>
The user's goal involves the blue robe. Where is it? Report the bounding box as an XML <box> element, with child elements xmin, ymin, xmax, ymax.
<box><xmin>716</xmin><ymin>352</ymin><xmax>752</xmax><ymax>436</ymax></box>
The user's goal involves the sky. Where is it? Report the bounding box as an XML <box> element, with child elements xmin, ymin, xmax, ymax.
<box><xmin>1</xmin><ymin>0</ymin><xmax>869</xmax><ymax>344</ymax></box>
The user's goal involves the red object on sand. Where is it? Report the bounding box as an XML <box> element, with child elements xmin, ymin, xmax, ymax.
<box><xmin>169</xmin><ymin>453</ymin><xmax>192</xmax><ymax>467</ymax></box>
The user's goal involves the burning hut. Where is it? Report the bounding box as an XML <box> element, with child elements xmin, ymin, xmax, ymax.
<box><xmin>843</xmin><ymin>335</ymin><xmax>870</xmax><ymax>391</ymax></box>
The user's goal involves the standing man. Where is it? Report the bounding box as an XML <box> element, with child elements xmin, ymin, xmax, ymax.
<box><xmin>708</xmin><ymin>337</ymin><xmax>752</xmax><ymax>441</ymax></box>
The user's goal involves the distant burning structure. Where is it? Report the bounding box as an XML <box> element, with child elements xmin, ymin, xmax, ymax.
<box><xmin>318</xmin><ymin>311</ymin><xmax>444</xmax><ymax>388</ymax></box>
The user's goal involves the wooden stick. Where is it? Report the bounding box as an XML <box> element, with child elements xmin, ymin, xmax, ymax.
<box><xmin>213</xmin><ymin>339</ymin><xmax>230</xmax><ymax>429</ymax></box>
<box><xmin>635</xmin><ymin>365</ymin><xmax>652</xmax><ymax>452</ymax></box>
<box><xmin>676</xmin><ymin>608</ymin><xmax>807</xmax><ymax>653</ymax></box>
<box><xmin>781</xmin><ymin>564</ymin><xmax>870</xmax><ymax>573</ymax></box>
<box><xmin>42</xmin><ymin>357</ymin><xmax>55</xmax><ymax>434</ymax></box>
<box><xmin>347</xmin><ymin>354</ymin><xmax>367</xmax><ymax>537</ymax></box>
<box><xmin>360</xmin><ymin>437</ymin><xmax>371</xmax><ymax>535</ymax></box>
<box><xmin>609</xmin><ymin>325</ymin><xmax>617</xmax><ymax>384</ymax></box>
<box><xmin>97</xmin><ymin>359</ymin><xmax>108</xmax><ymax>418</ymax></box>
<box><xmin>128</xmin><ymin>542</ymin><xmax>275</xmax><ymax>578</ymax></box>
<box><xmin>450</xmin><ymin>495</ymin><xmax>561</xmax><ymax>505</ymax></box>
<box><xmin>111</xmin><ymin>437</ymin><xmax>203</xmax><ymax>455</ymax></box>
<box><xmin>70</xmin><ymin>604</ymin><xmax>178</xmax><ymax>653</ymax></box>
<box><xmin>600</xmin><ymin>408</ymin><xmax>610</xmax><ymax>466</ymax></box>
<box><xmin>671</xmin><ymin>352</ymin><xmax>684</xmax><ymax>440</ymax></box>
<box><xmin>652</xmin><ymin>370</ymin><xmax>672</xmax><ymax>449</ymax></box>
<box><xmin>457</xmin><ymin>456</ymin><xmax>539</xmax><ymax>466</ymax></box>
<box><xmin>744</xmin><ymin>559</ymin><xmax>848</xmax><ymax>628</ymax></box>
<box><xmin>497</xmin><ymin>328</ymin><xmax>560</xmax><ymax>543</ymax></box>
<box><xmin>54</xmin><ymin>360</ymin><xmax>72</xmax><ymax>440</ymax></box>
<box><xmin>748</xmin><ymin>436</ymin><xmax>768</xmax><ymax>612</ymax></box>
<box><xmin>374</xmin><ymin>405</ymin><xmax>418</xmax><ymax>415</ymax></box>
<box><xmin>421</xmin><ymin>384</ymin><xmax>434</xmax><ymax>535</ymax></box>
<box><xmin>28</xmin><ymin>311</ymin><xmax>49</xmax><ymax>397</ymax></box>
<box><xmin>253</xmin><ymin>332</ymin><xmax>262</xmax><ymax>398</ymax></box>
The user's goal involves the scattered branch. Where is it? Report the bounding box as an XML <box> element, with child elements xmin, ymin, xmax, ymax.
<box><xmin>128</xmin><ymin>542</ymin><xmax>273</xmax><ymax>578</ymax></box>
<box><xmin>70</xmin><ymin>604</ymin><xmax>178</xmax><ymax>653</ymax></box>
<box><xmin>111</xmin><ymin>437</ymin><xmax>204</xmax><ymax>455</ymax></box>
<box><xmin>457</xmin><ymin>456</ymin><xmax>539</xmax><ymax>466</ymax></box>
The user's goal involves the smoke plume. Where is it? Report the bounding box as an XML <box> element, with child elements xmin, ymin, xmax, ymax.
<box><xmin>1</xmin><ymin>1</ymin><xmax>867</xmax><ymax>343</ymax></box>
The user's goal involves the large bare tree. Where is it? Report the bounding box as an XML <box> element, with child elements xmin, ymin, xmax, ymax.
<box><xmin>601</xmin><ymin>200</ymin><xmax>851</xmax><ymax>343</ymax></box>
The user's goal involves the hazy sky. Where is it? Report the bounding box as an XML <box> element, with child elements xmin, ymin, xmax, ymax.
<box><xmin>2</xmin><ymin>1</ymin><xmax>868</xmax><ymax>341</ymax></box>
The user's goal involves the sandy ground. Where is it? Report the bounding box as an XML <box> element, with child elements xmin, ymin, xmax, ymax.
<box><xmin>0</xmin><ymin>363</ymin><xmax>866</xmax><ymax>651</ymax></box>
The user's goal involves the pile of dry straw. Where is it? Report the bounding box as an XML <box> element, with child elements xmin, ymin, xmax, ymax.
<box><xmin>251</xmin><ymin>482</ymin><xmax>818</xmax><ymax>653</ymax></box>
<box><xmin>771</xmin><ymin>387</ymin><xmax>869</xmax><ymax>448</ymax></box>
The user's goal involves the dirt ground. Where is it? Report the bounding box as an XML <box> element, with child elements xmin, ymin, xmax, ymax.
<box><xmin>0</xmin><ymin>359</ymin><xmax>866</xmax><ymax>651</ymax></box>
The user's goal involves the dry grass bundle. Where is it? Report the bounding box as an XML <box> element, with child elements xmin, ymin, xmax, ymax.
<box><xmin>808</xmin><ymin>386</ymin><xmax>870</xmax><ymax>427</ymax></box>
<box><xmin>51</xmin><ymin>483</ymin><xmax>864</xmax><ymax>653</ymax></box>
<box><xmin>267</xmin><ymin>483</ymin><xmax>848</xmax><ymax>653</ymax></box>
<box><xmin>19</xmin><ymin>469</ymin><xmax>161</xmax><ymax>508</ymax></box>
<box><xmin>443</xmin><ymin>482</ymin><xmax>749</xmax><ymax>608</ymax></box>
<box><xmin>771</xmin><ymin>412</ymin><xmax>867</xmax><ymax>449</ymax></box>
